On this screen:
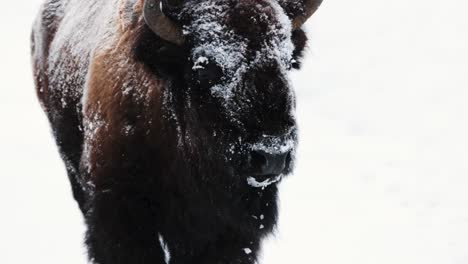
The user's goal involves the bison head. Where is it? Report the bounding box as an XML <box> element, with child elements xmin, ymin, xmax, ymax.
<box><xmin>139</xmin><ymin>0</ymin><xmax>321</xmax><ymax>188</ymax></box>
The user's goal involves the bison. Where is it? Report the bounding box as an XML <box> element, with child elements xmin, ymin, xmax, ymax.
<box><xmin>31</xmin><ymin>0</ymin><xmax>322</xmax><ymax>263</ymax></box>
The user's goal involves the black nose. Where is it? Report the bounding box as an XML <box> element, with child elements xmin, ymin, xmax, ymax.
<box><xmin>249</xmin><ymin>150</ymin><xmax>291</xmax><ymax>176</ymax></box>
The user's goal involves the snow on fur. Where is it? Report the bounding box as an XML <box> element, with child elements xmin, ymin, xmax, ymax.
<box><xmin>183</xmin><ymin>0</ymin><xmax>294</xmax><ymax>103</ymax></box>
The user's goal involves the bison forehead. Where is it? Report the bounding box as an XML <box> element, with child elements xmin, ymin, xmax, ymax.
<box><xmin>182</xmin><ymin>0</ymin><xmax>294</xmax><ymax>100</ymax></box>
<box><xmin>229</xmin><ymin>0</ymin><xmax>286</xmax><ymax>39</ymax></box>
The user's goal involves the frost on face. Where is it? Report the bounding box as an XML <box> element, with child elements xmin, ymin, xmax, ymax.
<box><xmin>251</xmin><ymin>135</ymin><xmax>295</xmax><ymax>154</ymax></box>
<box><xmin>192</xmin><ymin>56</ymin><xmax>210</xmax><ymax>70</ymax></box>
<box><xmin>277</xmin><ymin>0</ymin><xmax>306</xmax><ymax>17</ymax></box>
<box><xmin>183</xmin><ymin>0</ymin><xmax>294</xmax><ymax>105</ymax></box>
<box><xmin>184</xmin><ymin>1</ymin><xmax>248</xmax><ymax>100</ymax></box>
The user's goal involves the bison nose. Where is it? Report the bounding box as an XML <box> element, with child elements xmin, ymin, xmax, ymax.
<box><xmin>249</xmin><ymin>150</ymin><xmax>291</xmax><ymax>176</ymax></box>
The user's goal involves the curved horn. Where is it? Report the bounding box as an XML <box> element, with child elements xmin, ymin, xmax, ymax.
<box><xmin>143</xmin><ymin>0</ymin><xmax>185</xmax><ymax>45</ymax></box>
<box><xmin>291</xmin><ymin>0</ymin><xmax>323</xmax><ymax>30</ymax></box>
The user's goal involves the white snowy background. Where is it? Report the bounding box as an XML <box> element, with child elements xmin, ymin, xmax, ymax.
<box><xmin>1</xmin><ymin>0</ymin><xmax>468</xmax><ymax>263</ymax></box>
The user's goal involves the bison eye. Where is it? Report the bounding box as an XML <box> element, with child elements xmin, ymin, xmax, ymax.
<box><xmin>192</xmin><ymin>57</ymin><xmax>223</xmax><ymax>87</ymax></box>
<box><xmin>287</xmin><ymin>58</ymin><xmax>300</xmax><ymax>70</ymax></box>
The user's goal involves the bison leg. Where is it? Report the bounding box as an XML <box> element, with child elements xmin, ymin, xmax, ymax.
<box><xmin>85</xmin><ymin>185</ymin><xmax>167</xmax><ymax>264</ymax></box>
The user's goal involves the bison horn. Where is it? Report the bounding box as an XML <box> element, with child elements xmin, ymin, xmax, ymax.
<box><xmin>291</xmin><ymin>0</ymin><xmax>323</xmax><ymax>30</ymax></box>
<box><xmin>143</xmin><ymin>0</ymin><xmax>185</xmax><ymax>45</ymax></box>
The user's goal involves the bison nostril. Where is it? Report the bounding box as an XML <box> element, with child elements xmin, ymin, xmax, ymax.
<box><xmin>249</xmin><ymin>150</ymin><xmax>290</xmax><ymax>176</ymax></box>
<box><xmin>250</xmin><ymin>150</ymin><xmax>268</xmax><ymax>171</ymax></box>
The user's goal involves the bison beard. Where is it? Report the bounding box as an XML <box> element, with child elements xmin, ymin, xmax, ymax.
<box><xmin>31</xmin><ymin>0</ymin><xmax>322</xmax><ymax>263</ymax></box>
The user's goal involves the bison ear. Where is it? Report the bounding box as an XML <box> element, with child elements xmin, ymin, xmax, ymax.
<box><xmin>143</xmin><ymin>0</ymin><xmax>185</xmax><ymax>45</ymax></box>
<box><xmin>279</xmin><ymin>0</ymin><xmax>323</xmax><ymax>30</ymax></box>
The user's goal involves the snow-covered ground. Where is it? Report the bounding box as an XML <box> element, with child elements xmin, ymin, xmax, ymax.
<box><xmin>1</xmin><ymin>1</ymin><xmax>468</xmax><ymax>263</ymax></box>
